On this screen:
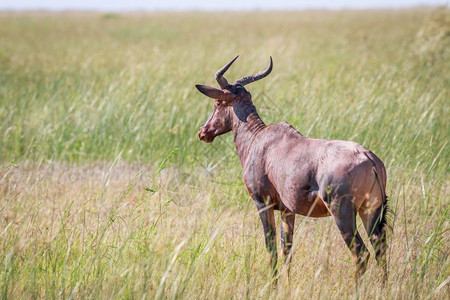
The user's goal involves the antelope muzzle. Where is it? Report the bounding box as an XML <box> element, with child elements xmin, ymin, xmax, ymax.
<box><xmin>198</xmin><ymin>127</ymin><xmax>215</xmax><ymax>143</ymax></box>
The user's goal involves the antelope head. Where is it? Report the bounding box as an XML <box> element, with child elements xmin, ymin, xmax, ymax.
<box><xmin>196</xmin><ymin>55</ymin><xmax>273</xmax><ymax>143</ymax></box>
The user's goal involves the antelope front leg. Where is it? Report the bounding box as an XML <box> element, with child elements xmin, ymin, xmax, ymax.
<box><xmin>281</xmin><ymin>210</ymin><xmax>295</xmax><ymax>276</ymax></box>
<box><xmin>255</xmin><ymin>200</ymin><xmax>278</xmax><ymax>278</ymax></box>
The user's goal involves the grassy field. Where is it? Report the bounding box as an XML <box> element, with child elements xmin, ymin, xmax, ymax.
<box><xmin>0</xmin><ymin>8</ymin><xmax>449</xmax><ymax>299</ymax></box>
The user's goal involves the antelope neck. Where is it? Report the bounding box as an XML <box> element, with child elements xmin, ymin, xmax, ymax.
<box><xmin>231</xmin><ymin>102</ymin><xmax>266</xmax><ymax>166</ymax></box>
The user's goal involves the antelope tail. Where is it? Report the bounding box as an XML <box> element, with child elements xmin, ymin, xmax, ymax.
<box><xmin>372</xmin><ymin>167</ymin><xmax>393</xmax><ymax>233</ymax></box>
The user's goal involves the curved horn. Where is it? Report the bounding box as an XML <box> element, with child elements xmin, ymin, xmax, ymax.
<box><xmin>235</xmin><ymin>56</ymin><xmax>273</xmax><ymax>86</ymax></box>
<box><xmin>215</xmin><ymin>55</ymin><xmax>239</xmax><ymax>89</ymax></box>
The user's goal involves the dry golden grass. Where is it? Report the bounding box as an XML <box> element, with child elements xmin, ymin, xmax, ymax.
<box><xmin>1</xmin><ymin>161</ymin><xmax>448</xmax><ymax>299</ymax></box>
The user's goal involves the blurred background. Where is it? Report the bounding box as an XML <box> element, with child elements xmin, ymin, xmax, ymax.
<box><xmin>1</xmin><ymin>0</ymin><xmax>448</xmax><ymax>10</ymax></box>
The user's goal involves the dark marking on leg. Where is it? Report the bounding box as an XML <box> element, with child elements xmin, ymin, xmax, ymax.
<box><xmin>330</xmin><ymin>196</ymin><xmax>369</xmax><ymax>282</ymax></box>
<box><xmin>281</xmin><ymin>210</ymin><xmax>295</xmax><ymax>280</ymax></box>
<box><xmin>256</xmin><ymin>200</ymin><xmax>278</xmax><ymax>279</ymax></box>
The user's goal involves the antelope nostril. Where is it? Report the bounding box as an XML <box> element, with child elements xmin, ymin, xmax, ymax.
<box><xmin>198</xmin><ymin>129</ymin><xmax>207</xmax><ymax>140</ymax></box>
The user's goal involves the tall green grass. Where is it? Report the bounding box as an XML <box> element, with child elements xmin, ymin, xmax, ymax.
<box><xmin>0</xmin><ymin>8</ymin><xmax>449</xmax><ymax>299</ymax></box>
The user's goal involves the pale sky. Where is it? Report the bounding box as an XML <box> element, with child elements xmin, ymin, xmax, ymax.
<box><xmin>0</xmin><ymin>0</ymin><xmax>447</xmax><ymax>11</ymax></box>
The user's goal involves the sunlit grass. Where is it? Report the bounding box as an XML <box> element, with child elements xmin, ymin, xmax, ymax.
<box><xmin>0</xmin><ymin>8</ymin><xmax>449</xmax><ymax>299</ymax></box>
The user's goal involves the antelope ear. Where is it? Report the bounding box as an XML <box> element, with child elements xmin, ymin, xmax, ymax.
<box><xmin>195</xmin><ymin>84</ymin><xmax>233</xmax><ymax>102</ymax></box>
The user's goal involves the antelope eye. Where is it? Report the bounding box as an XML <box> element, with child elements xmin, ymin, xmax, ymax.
<box><xmin>215</xmin><ymin>100</ymin><xmax>226</xmax><ymax>107</ymax></box>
